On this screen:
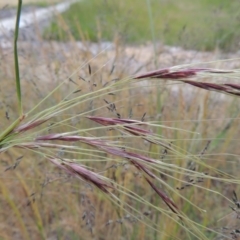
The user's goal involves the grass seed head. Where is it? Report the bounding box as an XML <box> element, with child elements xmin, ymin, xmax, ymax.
<box><xmin>49</xmin><ymin>158</ymin><xmax>112</xmax><ymax>193</ymax></box>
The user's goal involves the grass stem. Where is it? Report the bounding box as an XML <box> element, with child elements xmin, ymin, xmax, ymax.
<box><xmin>14</xmin><ymin>0</ymin><xmax>23</xmax><ymax>116</ymax></box>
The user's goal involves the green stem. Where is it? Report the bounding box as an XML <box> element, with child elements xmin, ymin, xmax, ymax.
<box><xmin>14</xmin><ymin>0</ymin><xmax>23</xmax><ymax>116</ymax></box>
<box><xmin>0</xmin><ymin>116</ymin><xmax>24</xmax><ymax>144</ymax></box>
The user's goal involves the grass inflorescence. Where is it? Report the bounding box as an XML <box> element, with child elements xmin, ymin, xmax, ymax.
<box><xmin>2</xmin><ymin>1</ymin><xmax>240</xmax><ymax>240</ymax></box>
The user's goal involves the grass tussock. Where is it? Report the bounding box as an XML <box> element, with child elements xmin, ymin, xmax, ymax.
<box><xmin>2</xmin><ymin>2</ymin><xmax>240</xmax><ymax>240</ymax></box>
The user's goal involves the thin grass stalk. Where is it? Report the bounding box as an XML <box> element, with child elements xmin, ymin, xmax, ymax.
<box><xmin>14</xmin><ymin>0</ymin><xmax>23</xmax><ymax>116</ymax></box>
<box><xmin>0</xmin><ymin>0</ymin><xmax>26</xmax><ymax>145</ymax></box>
<box><xmin>16</xmin><ymin>172</ymin><xmax>45</xmax><ymax>239</ymax></box>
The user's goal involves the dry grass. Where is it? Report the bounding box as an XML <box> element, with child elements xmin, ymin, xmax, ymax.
<box><xmin>2</xmin><ymin>13</ymin><xmax>240</xmax><ymax>240</ymax></box>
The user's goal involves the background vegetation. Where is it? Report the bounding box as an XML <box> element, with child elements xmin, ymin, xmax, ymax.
<box><xmin>44</xmin><ymin>0</ymin><xmax>240</xmax><ymax>51</ymax></box>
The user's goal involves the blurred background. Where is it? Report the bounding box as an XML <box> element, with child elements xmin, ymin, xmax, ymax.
<box><xmin>45</xmin><ymin>0</ymin><xmax>240</xmax><ymax>52</ymax></box>
<box><xmin>1</xmin><ymin>0</ymin><xmax>240</xmax><ymax>51</ymax></box>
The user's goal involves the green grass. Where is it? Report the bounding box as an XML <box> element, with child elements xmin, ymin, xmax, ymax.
<box><xmin>27</xmin><ymin>0</ymin><xmax>63</xmax><ymax>7</ymax></box>
<box><xmin>44</xmin><ymin>0</ymin><xmax>240</xmax><ymax>51</ymax></box>
<box><xmin>5</xmin><ymin>0</ymin><xmax>62</xmax><ymax>8</ymax></box>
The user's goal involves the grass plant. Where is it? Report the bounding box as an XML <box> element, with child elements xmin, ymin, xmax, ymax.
<box><xmin>1</xmin><ymin>1</ymin><xmax>240</xmax><ymax>240</ymax></box>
